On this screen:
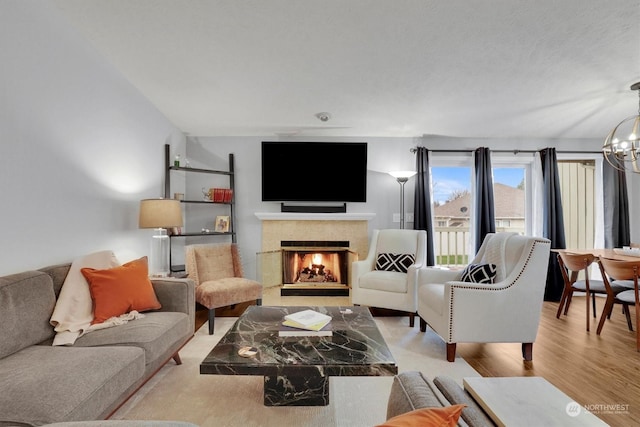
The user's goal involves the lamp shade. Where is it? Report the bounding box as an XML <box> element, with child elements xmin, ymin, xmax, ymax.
<box><xmin>388</xmin><ymin>170</ymin><xmax>417</xmax><ymax>179</ymax></box>
<box><xmin>138</xmin><ymin>199</ymin><xmax>183</xmax><ymax>229</ymax></box>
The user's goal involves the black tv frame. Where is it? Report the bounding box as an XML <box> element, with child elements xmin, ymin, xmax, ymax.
<box><xmin>261</xmin><ymin>141</ymin><xmax>367</xmax><ymax>213</ymax></box>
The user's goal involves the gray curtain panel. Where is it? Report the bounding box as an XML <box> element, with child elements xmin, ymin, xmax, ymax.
<box><xmin>473</xmin><ymin>147</ymin><xmax>496</xmax><ymax>252</ymax></box>
<box><xmin>413</xmin><ymin>147</ymin><xmax>435</xmax><ymax>266</ymax></box>
<box><xmin>540</xmin><ymin>147</ymin><xmax>566</xmax><ymax>302</ymax></box>
<box><xmin>603</xmin><ymin>160</ymin><xmax>630</xmax><ymax>248</ymax></box>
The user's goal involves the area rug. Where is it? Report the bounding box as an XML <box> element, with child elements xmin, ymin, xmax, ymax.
<box><xmin>111</xmin><ymin>316</ymin><xmax>480</xmax><ymax>426</ymax></box>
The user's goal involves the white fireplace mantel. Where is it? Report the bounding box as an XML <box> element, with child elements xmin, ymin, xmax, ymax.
<box><xmin>255</xmin><ymin>212</ymin><xmax>376</xmax><ymax>221</ymax></box>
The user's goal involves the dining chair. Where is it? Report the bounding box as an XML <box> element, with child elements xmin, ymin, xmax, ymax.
<box><xmin>597</xmin><ymin>257</ymin><xmax>640</xmax><ymax>351</ymax></box>
<box><xmin>556</xmin><ymin>252</ymin><xmax>626</xmax><ymax>331</ymax></box>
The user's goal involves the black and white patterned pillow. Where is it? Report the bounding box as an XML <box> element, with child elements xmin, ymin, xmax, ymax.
<box><xmin>460</xmin><ymin>263</ymin><xmax>497</xmax><ymax>284</ymax></box>
<box><xmin>375</xmin><ymin>253</ymin><xmax>415</xmax><ymax>273</ymax></box>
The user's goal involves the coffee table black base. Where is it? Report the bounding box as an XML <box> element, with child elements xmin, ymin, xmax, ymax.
<box><xmin>264</xmin><ymin>375</ymin><xmax>329</xmax><ymax>406</ymax></box>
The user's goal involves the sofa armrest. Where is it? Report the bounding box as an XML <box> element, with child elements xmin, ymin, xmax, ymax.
<box><xmin>151</xmin><ymin>277</ymin><xmax>196</xmax><ymax>330</ymax></box>
<box><xmin>386</xmin><ymin>371</ymin><xmax>451</xmax><ymax>419</ymax></box>
<box><xmin>433</xmin><ymin>376</ymin><xmax>496</xmax><ymax>427</ymax></box>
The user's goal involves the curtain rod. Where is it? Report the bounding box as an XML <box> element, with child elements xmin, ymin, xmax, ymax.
<box><xmin>409</xmin><ymin>147</ymin><xmax>603</xmax><ymax>155</ymax></box>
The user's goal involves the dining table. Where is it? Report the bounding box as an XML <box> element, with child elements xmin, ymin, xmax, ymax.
<box><xmin>553</xmin><ymin>248</ymin><xmax>640</xmax><ymax>262</ymax></box>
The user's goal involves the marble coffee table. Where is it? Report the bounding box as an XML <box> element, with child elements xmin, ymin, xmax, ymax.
<box><xmin>200</xmin><ymin>305</ymin><xmax>397</xmax><ymax>406</ymax></box>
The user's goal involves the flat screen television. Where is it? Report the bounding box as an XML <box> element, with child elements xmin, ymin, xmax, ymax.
<box><xmin>261</xmin><ymin>141</ymin><xmax>367</xmax><ymax>202</ymax></box>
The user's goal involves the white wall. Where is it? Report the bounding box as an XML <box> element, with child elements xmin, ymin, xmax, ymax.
<box><xmin>0</xmin><ymin>1</ymin><xmax>183</xmax><ymax>275</ymax></box>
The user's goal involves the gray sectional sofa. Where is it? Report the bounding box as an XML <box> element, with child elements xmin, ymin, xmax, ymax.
<box><xmin>0</xmin><ymin>263</ymin><xmax>196</xmax><ymax>427</ymax></box>
<box><xmin>386</xmin><ymin>371</ymin><xmax>496</xmax><ymax>427</ymax></box>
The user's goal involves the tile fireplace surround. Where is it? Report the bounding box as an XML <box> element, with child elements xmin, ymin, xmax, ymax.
<box><xmin>255</xmin><ymin>212</ymin><xmax>375</xmax><ymax>289</ymax></box>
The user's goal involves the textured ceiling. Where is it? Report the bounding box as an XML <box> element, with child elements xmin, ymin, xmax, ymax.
<box><xmin>52</xmin><ymin>0</ymin><xmax>640</xmax><ymax>139</ymax></box>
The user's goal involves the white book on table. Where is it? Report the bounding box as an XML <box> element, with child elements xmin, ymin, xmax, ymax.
<box><xmin>284</xmin><ymin>309</ymin><xmax>332</xmax><ymax>328</ymax></box>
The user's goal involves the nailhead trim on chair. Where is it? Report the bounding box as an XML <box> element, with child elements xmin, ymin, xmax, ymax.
<box><xmin>447</xmin><ymin>239</ymin><xmax>549</xmax><ymax>342</ymax></box>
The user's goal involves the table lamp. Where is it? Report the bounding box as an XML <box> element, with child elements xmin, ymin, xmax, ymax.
<box><xmin>138</xmin><ymin>198</ymin><xmax>183</xmax><ymax>277</ymax></box>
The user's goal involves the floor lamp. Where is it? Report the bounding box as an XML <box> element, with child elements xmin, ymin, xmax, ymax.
<box><xmin>389</xmin><ymin>171</ymin><xmax>416</xmax><ymax>229</ymax></box>
<box><xmin>139</xmin><ymin>198</ymin><xmax>183</xmax><ymax>277</ymax></box>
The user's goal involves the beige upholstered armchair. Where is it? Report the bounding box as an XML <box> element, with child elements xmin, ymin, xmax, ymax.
<box><xmin>417</xmin><ymin>233</ymin><xmax>551</xmax><ymax>362</ymax></box>
<box><xmin>351</xmin><ymin>229</ymin><xmax>427</xmax><ymax>327</ymax></box>
<box><xmin>185</xmin><ymin>243</ymin><xmax>262</xmax><ymax>334</ymax></box>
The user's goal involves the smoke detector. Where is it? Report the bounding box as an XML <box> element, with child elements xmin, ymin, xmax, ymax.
<box><xmin>315</xmin><ymin>112</ymin><xmax>331</xmax><ymax>122</ymax></box>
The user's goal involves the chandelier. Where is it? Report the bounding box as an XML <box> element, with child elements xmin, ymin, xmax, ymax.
<box><xmin>603</xmin><ymin>82</ymin><xmax>640</xmax><ymax>173</ymax></box>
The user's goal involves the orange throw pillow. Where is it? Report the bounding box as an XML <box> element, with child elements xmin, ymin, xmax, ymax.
<box><xmin>81</xmin><ymin>256</ymin><xmax>161</xmax><ymax>325</ymax></box>
<box><xmin>376</xmin><ymin>404</ymin><xmax>466</xmax><ymax>427</ymax></box>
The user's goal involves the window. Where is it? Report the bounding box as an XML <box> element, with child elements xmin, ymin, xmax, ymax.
<box><xmin>431</xmin><ymin>160</ymin><xmax>472</xmax><ymax>267</ymax></box>
<box><xmin>430</xmin><ymin>155</ymin><xmax>529</xmax><ymax>267</ymax></box>
<box><xmin>492</xmin><ymin>166</ymin><xmax>525</xmax><ymax>235</ymax></box>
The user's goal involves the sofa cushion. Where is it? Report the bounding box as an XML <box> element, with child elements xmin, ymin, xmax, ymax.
<box><xmin>73</xmin><ymin>312</ymin><xmax>189</xmax><ymax>373</ymax></box>
<box><xmin>81</xmin><ymin>257</ymin><xmax>161</xmax><ymax>325</ymax></box>
<box><xmin>378</xmin><ymin>405</ymin><xmax>465</xmax><ymax>427</ymax></box>
<box><xmin>0</xmin><ymin>345</ymin><xmax>144</xmax><ymax>426</ymax></box>
<box><xmin>359</xmin><ymin>270</ymin><xmax>409</xmax><ymax>293</ymax></box>
<box><xmin>0</xmin><ymin>271</ymin><xmax>56</xmax><ymax>359</ymax></box>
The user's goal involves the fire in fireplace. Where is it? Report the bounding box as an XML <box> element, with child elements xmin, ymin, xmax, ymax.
<box><xmin>281</xmin><ymin>241</ymin><xmax>349</xmax><ymax>287</ymax></box>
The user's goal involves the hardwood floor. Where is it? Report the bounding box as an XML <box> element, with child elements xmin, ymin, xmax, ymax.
<box><xmin>458</xmin><ymin>297</ymin><xmax>640</xmax><ymax>426</ymax></box>
<box><xmin>196</xmin><ymin>290</ymin><xmax>639</xmax><ymax>425</ymax></box>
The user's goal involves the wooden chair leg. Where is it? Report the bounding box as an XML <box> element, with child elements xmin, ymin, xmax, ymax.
<box><xmin>419</xmin><ymin>317</ymin><xmax>427</xmax><ymax>332</ymax></box>
<box><xmin>624</xmin><ymin>304</ymin><xmax>634</xmax><ymax>331</ymax></box>
<box><xmin>208</xmin><ymin>308</ymin><xmax>215</xmax><ymax>335</ymax></box>
<box><xmin>446</xmin><ymin>343</ymin><xmax>456</xmax><ymax>362</ymax></box>
<box><xmin>556</xmin><ymin>287</ymin><xmax>569</xmax><ymax>318</ymax></box>
<box><xmin>408</xmin><ymin>312</ymin><xmax>415</xmax><ymax>327</ymax></box>
<box><xmin>564</xmin><ymin>292</ymin><xmax>573</xmax><ymax>315</ymax></box>
<box><xmin>596</xmin><ymin>297</ymin><xmax>614</xmax><ymax>335</ymax></box>
<box><xmin>585</xmin><ymin>290</ymin><xmax>590</xmax><ymax>332</ymax></box>
<box><xmin>592</xmin><ymin>293</ymin><xmax>597</xmax><ymax>318</ymax></box>
<box><xmin>172</xmin><ymin>352</ymin><xmax>182</xmax><ymax>365</ymax></box>
<box><xmin>522</xmin><ymin>343</ymin><xmax>533</xmax><ymax>361</ymax></box>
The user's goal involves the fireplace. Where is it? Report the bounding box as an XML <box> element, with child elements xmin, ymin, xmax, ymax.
<box><xmin>281</xmin><ymin>241</ymin><xmax>349</xmax><ymax>294</ymax></box>
<box><xmin>255</xmin><ymin>212</ymin><xmax>376</xmax><ymax>296</ymax></box>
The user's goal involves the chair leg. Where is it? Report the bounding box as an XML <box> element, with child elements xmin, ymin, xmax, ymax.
<box><xmin>596</xmin><ymin>297</ymin><xmax>614</xmax><ymax>335</ymax></box>
<box><xmin>408</xmin><ymin>312</ymin><xmax>415</xmax><ymax>328</ymax></box>
<box><xmin>208</xmin><ymin>308</ymin><xmax>215</xmax><ymax>335</ymax></box>
<box><xmin>636</xmin><ymin>300</ymin><xmax>640</xmax><ymax>351</ymax></box>
<box><xmin>446</xmin><ymin>343</ymin><xmax>456</xmax><ymax>362</ymax></box>
<box><xmin>419</xmin><ymin>317</ymin><xmax>427</xmax><ymax>332</ymax></box>
<box><xmin>522</xmin><ymin>343</ymin><xmax>533</xmax><ymax>361</ymax></box>
<box><xmin>172</xmin><ymin>352</ymin><xmax>182</xmax><ymax>365</ymax></box>
<box><xmin>556</xmin><ymin>287</ymin><xmax>570</xmax><ymax>318</ymax></box>
<box><xmin>624</xmin><ymin>305</ymin><xmax>634</xmax><ymax>331</ymax></box>
<box><xmin>564</xmin><ymin>292</ymin><xmax>573</xmax><ymax>315</ymax></box>
<box><xmin>585</xmin><ymin>290</ymin><xmax>590</xmax><ymax>332</ymax></box>
<box><xmin>592</xmin><ymin>293</ymin><xmax>597</xmax><ymax>318</ymax></box>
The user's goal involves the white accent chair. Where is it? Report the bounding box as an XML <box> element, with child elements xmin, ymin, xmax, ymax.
<box><xmin>351</xmin><ymin>229</ymin><xmax>427</xmax><ymax>327</ymax></box>
<box><xmin>417</xmin><ymin>233</ymin><xmax>551</xmax><ymax>362</ymax></box>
